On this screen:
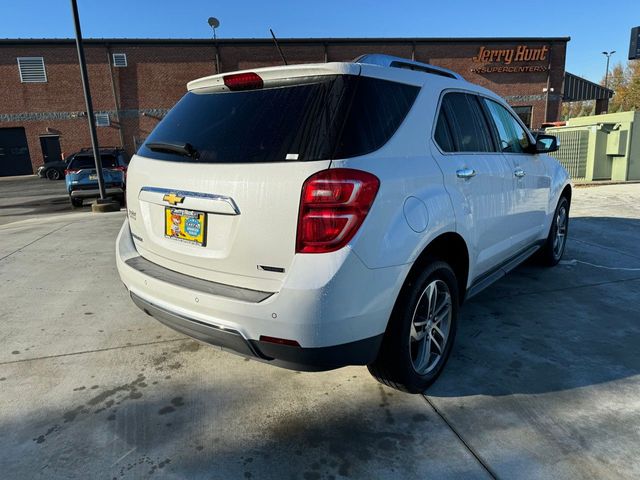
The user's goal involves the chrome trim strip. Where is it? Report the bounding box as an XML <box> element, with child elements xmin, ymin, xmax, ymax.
<box><xmin>140</xmin><ymin>186</ymin><xmax>240</xmax><ymax>215</ymax></box>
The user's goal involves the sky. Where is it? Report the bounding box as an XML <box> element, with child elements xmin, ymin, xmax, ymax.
<box><xmin>2</xmin><ymin>0</ymin><xmax>639</xmax><ymax>83</ymax></box>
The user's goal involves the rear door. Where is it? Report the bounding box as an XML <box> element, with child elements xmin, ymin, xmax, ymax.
<box><xmin>429</xmin><ymin>91</ymin><xmax>517</xmax><ymax>278</ymax></box>
<box><xmin>40</xmin><ymin>135</ymin><xmax>62</xmax><ymax>164</ymax></box>
<box><xmin>481</xmin><ymin>98</ymin><xmax>550</xmax><ymax>250</ymax></box>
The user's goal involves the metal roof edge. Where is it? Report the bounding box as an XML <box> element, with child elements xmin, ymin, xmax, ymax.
<box><xmin>0</xmin><ymin>36</ymin><xmax>572</xmax><ymax>46</ymax></box>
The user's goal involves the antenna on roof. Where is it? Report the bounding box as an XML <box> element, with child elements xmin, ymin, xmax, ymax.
<box><xmin>269</xmin><ymin>28</ymin><xmax>288</xmax><ymax>66</ymax></box>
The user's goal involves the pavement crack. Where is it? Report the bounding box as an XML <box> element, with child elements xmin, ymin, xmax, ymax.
<box><xmin>0</xmin><ymin>222</ymin><xmax>73</xmax><ymax>262</ymax></box>
<box><xmin>423</xmin><ymin>395</ymin><xmax>499</xmax><ymax>480</ymax></box>
<box><xmin>0</xmin><ymin>338</ymin><xmax>188</xmax><ymax>366</ymax></box>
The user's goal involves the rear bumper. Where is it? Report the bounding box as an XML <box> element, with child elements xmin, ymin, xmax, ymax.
<box><xmin>70</xmin><ymin>187</ymin><xmax>124</xmax><ymax>198</ymax></box>
<box><xmin>131</xmin><ymin>291</ymin><xmax>383</xmax><ymax>371</ymax></box>
<box><xmin>116</xmin><ymin>218</ymin><xmax>408</xmax><ymax>371</ymax></box>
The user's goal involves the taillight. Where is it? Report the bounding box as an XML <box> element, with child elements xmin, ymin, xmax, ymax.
<box><xmin>64</xmin><ymin>169</ymin><xmax>79</xmax><ymax>175</ymax></box>
<box><xmin>296</xmin><ymin>169</ymin><xmax>379</xmax><ymax>254</ymax></box>
<box><xmin>223</xmin><ymin>72</ymin><xmax>264</xmax><ymax>91</ymax></box>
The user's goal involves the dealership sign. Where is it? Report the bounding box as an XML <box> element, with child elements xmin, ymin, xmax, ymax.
<box><xmin>471</xmin><ymin>45</ymin><xmax>550</xmax><ymax>73</ymax></box>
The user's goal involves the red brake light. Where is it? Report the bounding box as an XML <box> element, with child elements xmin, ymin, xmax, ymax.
<box><xmin>296</xmin><ymin>169</ymin><xmax>379</xmax><ymax>254</ymax></box>
<box><xmin>64</xmin><ymin>169</ymin><xmax>79</xmax><ymax>175</ymax></box>
<box><xmin>223</xmin><ymin>72</ymin><xmax>264</xmax><ymax>91</ymax></box>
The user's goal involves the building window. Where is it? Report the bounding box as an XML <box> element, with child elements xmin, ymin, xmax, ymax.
<box><xmin>17</xmin><ymin>57</ymin><xmax>47</xmax><ymax>83</ymax></box>
<box><xmin>95</xmin><ymin>113</ymin><xmax>110</xmax><ymax>127</ymax></box>
<box><xmin>511</xmin><ymin>106</ymin><xmax>533</xmax><ymax>129</ymax></box>
<box><xmin>112</xmin><ymin>53</ymin><xmax>127</xmax><ymax>67</ymax></box>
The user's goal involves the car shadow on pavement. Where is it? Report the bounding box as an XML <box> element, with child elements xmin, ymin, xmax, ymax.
<box><xmin>2</xmin><ymin>352</ymin><xmax>485</xmax><ymax>480</ymax></box>
<box><xmin>428</xmin><ymin>216</ymin><xmax>640</xmax><ymax>398</ymax></box>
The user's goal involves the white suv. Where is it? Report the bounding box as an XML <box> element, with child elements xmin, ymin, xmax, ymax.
<box><xmin>116</xmin><ymin>54</ymin><xmax>570</xmax><ymax>393</ymax></box>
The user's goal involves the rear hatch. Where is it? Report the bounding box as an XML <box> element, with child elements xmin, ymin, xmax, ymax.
<box><xmin>126</xmin><ymin>63</ymin><xmax>419</xmax><ymax>293</ymax></box>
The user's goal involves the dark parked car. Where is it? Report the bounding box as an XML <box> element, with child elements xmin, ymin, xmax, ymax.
<box><xmin>38</xmin><ymin>157</ymin><xmax>69</xmax><ymax>180</ymax></box>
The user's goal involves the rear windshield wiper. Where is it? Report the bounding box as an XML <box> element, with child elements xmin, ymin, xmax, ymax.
<box><xmin>146</xmin><ymin>141</ymin><xmax>199</xmax><ymax>159</ymax></box>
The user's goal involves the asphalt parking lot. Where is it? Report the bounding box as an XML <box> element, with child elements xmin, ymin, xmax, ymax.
<box><xmin>1</xmin><ymin>177</ymin><xmax>639</xmax><ymax>479</ymax></box>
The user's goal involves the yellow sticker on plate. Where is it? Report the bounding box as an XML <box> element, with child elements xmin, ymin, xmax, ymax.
<box><xmin>164</xmin><ymin>207</ymin><xmax>206</xmax><ymax>246</ymax></box>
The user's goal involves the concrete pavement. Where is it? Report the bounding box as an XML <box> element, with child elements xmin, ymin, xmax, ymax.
<box><xmin>0</xmin><ymin>175</ymin><xmax>78</xmax><ymax>226</ymax></box>
<box><xmin>1</xmin><ymin>183</ymin><xmax>640</xmax><ymax>479</ymax></box>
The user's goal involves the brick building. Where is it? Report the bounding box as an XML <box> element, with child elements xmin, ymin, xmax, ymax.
<box><xmin>0</xmin><ymin>36</ymin><xmax>571</xmax><ymax>176</ymax></box>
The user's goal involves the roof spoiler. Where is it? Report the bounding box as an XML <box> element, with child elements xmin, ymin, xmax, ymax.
<box><xmin>353</xmin><ymin>54</ymin><xmax>462</xmax><ymax>80</ymax></box>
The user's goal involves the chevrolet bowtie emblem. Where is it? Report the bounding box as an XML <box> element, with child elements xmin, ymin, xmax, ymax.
<box><xmin>163</xmin><ymin>193</ymin><xmax>185</xmax><ymax>205</ymax></box>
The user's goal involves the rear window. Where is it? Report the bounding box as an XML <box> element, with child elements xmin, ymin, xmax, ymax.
<box><xmin>137</xmin><ymin>75</ymin><xmax>419</xmax><ymax>163</ymax></box>
<box><xmin>70</xmin><ymin>154</ymin><xmax>118</xmax><ymax>169</ymax></box>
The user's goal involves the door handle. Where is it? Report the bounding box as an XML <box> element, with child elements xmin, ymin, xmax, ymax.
<box><xmin>456</xmin><ymin>168</ymin><xmax>477</xmax><ymax>179</ymax></box>
<box><xmin>514</xmin><ymin>168</ymin><xmax>526</xmax><ymax>178</ymax></box>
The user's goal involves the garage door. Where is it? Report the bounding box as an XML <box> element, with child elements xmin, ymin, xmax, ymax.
<box><xmin>0</xmin><ymin>128</ymin><xmax>33</xmax><ymax>177</ymax></box>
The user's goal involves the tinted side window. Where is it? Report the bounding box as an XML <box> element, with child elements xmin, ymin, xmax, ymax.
<box><xmin>333</xmin><ymin>77</ymin><xmax>419</xmax><ymax>159</ymax></box>
<box><xmin>439</xmin><ymin>93</ymin><xmax>494</xmax><ymax>153</ymax></box>
<box><xmin>434</xmin><ymin>110</ymin><xmax>454</xmax><ymax>152</ymax></box>
<box><xmin>483</xmin><ymin>99</ymin><xmax>531</xmax><ymax>153</ymax></box>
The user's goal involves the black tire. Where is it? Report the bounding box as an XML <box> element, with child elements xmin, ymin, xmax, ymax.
<box><xmin>368</xmin><ymin>259</ymin><xmax>459</xmax><ymax>393</ymax></box>
<box><xmin>70</xmin><ymin>197</ymin><xmax>83</xmax><ymax>208</ymax></box>
<box><xmin>46</xmin><ymin>168</ymin><xmax>61</xmax><ymax>181</ymax></box>
<box><xmin>536</xmin><ymin>196</ymin><xmax>570</xmax><ymax>266</ymax></box>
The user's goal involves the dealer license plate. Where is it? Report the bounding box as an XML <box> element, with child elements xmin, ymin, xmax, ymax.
<box><xmin>164</xmin><ymin>207</ymin><xmax>207</xmax><ymax>246</ymax></box>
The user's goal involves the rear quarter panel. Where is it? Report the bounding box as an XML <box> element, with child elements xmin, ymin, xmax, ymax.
<box><xmin>332</xmin><ymin>73</ymin><xmax>457</xmax><ymax>270</ymax></box>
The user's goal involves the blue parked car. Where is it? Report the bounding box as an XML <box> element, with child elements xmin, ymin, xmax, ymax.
<box><xmin>64</xmin><ymin>148</ymin><xmax>129</xmax><ymax>207</ymax></box>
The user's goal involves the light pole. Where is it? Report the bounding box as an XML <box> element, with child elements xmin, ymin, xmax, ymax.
<box><xmin>208</xmin><ymin>17</ymin><xmax>220</xmax><ymax>74</ymax></box>
<box><xmin>602</xmin><ymin>50</ymin><xmax>616</xmax><ymax>90</ymax></box>
<box><xmin>602</xmin><ymin>50</ymin><xmax>616</xmax><ymax>114</ymax></box>
<box><xmin>70</xmin><ymin>0</ymin><xmax>106</xmax><ymax>202</ymax></box>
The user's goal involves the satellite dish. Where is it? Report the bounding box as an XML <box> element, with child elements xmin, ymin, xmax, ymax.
<box><xmin>208</xmin><ymin>17</ymin><xmax>220</xmax><ymax>28</ymax></box>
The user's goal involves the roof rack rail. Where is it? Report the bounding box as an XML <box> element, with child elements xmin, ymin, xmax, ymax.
<box><xmin>353</xmin><ymin>54</ymin><xmax>462</xmax><ymax>80</ymax></box>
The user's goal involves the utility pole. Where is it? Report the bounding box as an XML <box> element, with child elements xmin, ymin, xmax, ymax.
<box><xmin>70</xmin><ymin>0</ymin><xmax>107</xmax><ymax>202</ymax></box>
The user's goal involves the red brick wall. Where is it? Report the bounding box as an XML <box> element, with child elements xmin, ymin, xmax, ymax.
<box><xmin>0</xmin><ymin>38</ymin><xmax>567</xmax><ymax>173</ymax></box>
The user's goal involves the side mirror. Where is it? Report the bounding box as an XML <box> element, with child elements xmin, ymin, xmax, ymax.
<box><xmin>535</xmin><ymin>134</ymin><xmax>559</xmax><ymax>153</ymax></box>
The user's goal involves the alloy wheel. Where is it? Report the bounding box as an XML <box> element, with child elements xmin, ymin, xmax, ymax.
<box><xmin>409</xmin><ymin>279</ymin><xmax>452</xmax><ymax>375</ymax></box>
<box><xmin>553</xmin><ymin>204</ymin><xmax>568</xmax><ymax>259</ymax></box>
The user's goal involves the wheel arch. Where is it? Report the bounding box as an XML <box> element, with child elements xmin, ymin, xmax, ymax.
<box><xmin>561</xmin><ymin>183</ymin><xmax>572</xmax><ymax>204</ymax></box>
<box><xmin>405</xmin><ymin>232</ymin><xmax>470</xmax><ymax>305</ymax></box>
